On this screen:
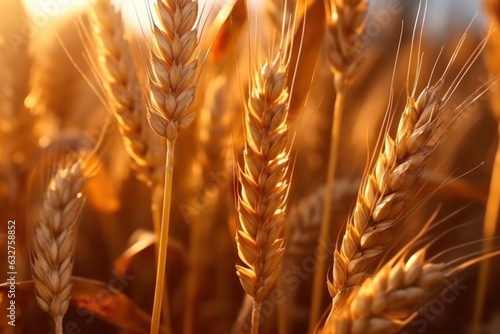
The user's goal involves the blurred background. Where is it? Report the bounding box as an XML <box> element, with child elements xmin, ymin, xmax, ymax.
<box><xmin>1</xmin><ymin>0</ymin><xmax>500</xmax><ymax>333</ymax></box>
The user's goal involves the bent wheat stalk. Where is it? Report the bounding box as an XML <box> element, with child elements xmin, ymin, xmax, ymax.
<box><xmin>472</xmin><ymin>1</ymin><xmax>500</xmax><ymax>332</ymax></box>
<box><xmin>145</xmin><ymin>1</ymin><xmax>201</xmax><ymax>333</ymax></box>
<box><xmin>311</xmin><ymin>0</ymin><xmax>368</xmax><ymax>327</ymax></box>
<box><xmin>235</xmin><ymin>53</ymin><xmax>294</xmax><ymax>334</ymax></box>
<box><xmin>30</xmin><ymin>155</ymin><xmax>89</xmax><ymax>334</ymax></box>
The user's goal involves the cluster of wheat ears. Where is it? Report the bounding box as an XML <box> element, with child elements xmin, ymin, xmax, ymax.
<box><xmin>2</xmin><ymin>0</ymin><xmax>500</xmax><ymax>333</ymax></box>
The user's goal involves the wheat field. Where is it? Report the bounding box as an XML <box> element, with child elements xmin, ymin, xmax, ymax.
<box><xmin>1</xmin><ymin>0</ymin><xmax>500</xmax><ymax>333</ymax></box>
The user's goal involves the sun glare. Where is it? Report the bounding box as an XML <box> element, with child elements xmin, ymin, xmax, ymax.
<box><xmin>23</xmin><ymin>0</ymin><xmax>89</xmax><ymax>17</ymax></box>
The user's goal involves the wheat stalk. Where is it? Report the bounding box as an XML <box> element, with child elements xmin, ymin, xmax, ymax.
<box><xmin>30</xmin><ymin>155</ymin><xmax>88</xmax><ymax>334</ymax></box>
<box><xmin>89</xmin><ymin>0</ymin><xmax>159</xmax><ymax>187</ymax></box>
<box><xmin>472</xmin><ymin>1</ymin><xmax>500</xmax><ymax>332</ymax></box>
<box><xmin>310</xmin><ymin>0</ymin><xmax>368</xmax><ymax>327</ymax></box>
<box><xmin>145</xmin><ymin>1</ymin><xmax>201</xmax><ymax>333</ymax></box>
<box><xmin>235</xmin><ymin>52</ymin><xmax>293</xmax><ymax>334</ymax></box>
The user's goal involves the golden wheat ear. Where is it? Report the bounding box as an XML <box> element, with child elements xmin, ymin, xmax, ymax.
<box><xmin>29</xmin><ymin>153</ymin><xmax>91</xmax><ymax>334</ymax></box>
<box><xmin>145</xmin><ymin>0</ymin><xmax>202</xmax><ymax>143</ymax></box>
<box><xmin>324</xmin><ymin>235</ymin><xmax>500</xmax><ymax>334</ymax></box>
<box><xmin>322</xmin><ymin>205</ymin><xmax>495</xmax><ymax>332</ymax></box>
<box><xmin>234</xmin><ymin>39</ymin><xmax>298</xmax><ymax>332</ymax></box>
<box><xmin>88</xmin><ymin>0</ymin><xmax>160</xmax><ymax>187</ymax></box>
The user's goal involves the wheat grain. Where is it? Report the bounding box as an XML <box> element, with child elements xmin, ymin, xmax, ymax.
<box><xmin>89</xmin><ymin>0</ymin><xmax>159</xmax><ymax>187</ymax></box>
<box><xmin>30</xmin><ymin>155</ymin><xmax>88</xmax><ymax>334</ymax></box>
<box><xmin>287</xmin><ymin>188</ymin><xmax>327</xmax><ymax>259</ymax></box>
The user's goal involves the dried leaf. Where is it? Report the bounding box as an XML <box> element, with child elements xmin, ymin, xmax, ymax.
<box><xmin>114</xmin><ymin>229</ymin><xmax>187</xmax><ymax>274</ymax></box>
<box><xmin>0</xmin><ymin>278</ymin><xmax>169</xmax><ymax>334</ymax></box>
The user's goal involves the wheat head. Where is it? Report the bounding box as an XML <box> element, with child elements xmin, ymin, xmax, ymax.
<box><xmin>325</xmin><ymin>249</ymin><xmax>450</xmax><ymax>334</ymax></box>
<box><xmin>30</xmin><ymin>155</ymin><xmax>89</xmax><ymax>334</ymax></box>
<box><xmin>235</xmin><ymin>53</ymin><xmax>292</xmax><ymax>313</ymax></box>
<box><xmin>330</xmin><ymin>79</ymin><xmax>449</xmax><ymax>303</ymax></box>
<box><xmin>325</xmin><ymin>0</ymin><xmax>368</xmax><ymax>89</ymax></box>
<box><xmin>89</xmin><ymin>0</ymin><xmax>159</xmax><ymax>186</ymax></box>
<box><xmin>147</xmin><ymin>0</ymin><xmax>200</xmax><ymax>142</ymax></box>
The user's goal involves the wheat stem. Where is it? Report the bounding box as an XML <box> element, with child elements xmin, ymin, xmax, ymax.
<box><xmin>472</xmin><ymin>124</ymin><xmax>500</xmax><ymax>334</ymax></box>
<box><xmin>184</xmin><ymin>220</ymin><xmax>202</xmax><ymax>334</ymax></box>
<box><xmin>472</xmin><ymin>2</ymin><xmax>500</xmax><ymax>331</ymax></box>
<box><xmin>251</xmin><ymin>300</ymin><xmax>262</xmax><ymax>334</ymax></box>
<box><xmin>151</xmin><ymin>185</ymin><xmax>173</xmax><ymax>332</ymax></box>
<box><xmin>152</xmin><ymin>186</ymin><xmax>163</xmax><ymax>248</ymax></box>
<box><xmin>310</xmin><ymin>79</ymin><xmax>345</xmax><ymax>329</ymax></box>
<box><xmin>55</xmin><ymin>320</ymin><xmax>62</xmax><ymax>334</ymax></box>
<box><xmin>151</xmin><ymin>139</ymin><xmax>176</xmax><ymax>334</ymax></box>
